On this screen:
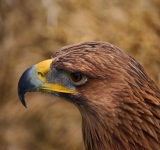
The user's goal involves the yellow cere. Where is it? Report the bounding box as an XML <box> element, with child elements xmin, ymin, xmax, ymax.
<box><xmin>36</xmin><ymin>59</ymin><xmax>53</xmax><ymax>83</ymax></box>
<box><xmin>36</xmin><ymin>59</ymin><xmax>75</xmax><ymax>94</ymax></box>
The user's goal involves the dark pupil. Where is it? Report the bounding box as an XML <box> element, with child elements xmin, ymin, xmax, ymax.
<box><xmin>71</xmin><ymin>72</ymin><xmax>82</xmax><ymax>82</ymax></box>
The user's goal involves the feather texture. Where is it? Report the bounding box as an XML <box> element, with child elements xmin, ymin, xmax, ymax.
<box><xmin>50</xmin><ymin>41</ymin><xmax>160</xmax><ymax>150</ymax></box>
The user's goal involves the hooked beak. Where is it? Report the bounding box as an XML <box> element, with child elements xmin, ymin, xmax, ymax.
<box><xmin>18</xmin><ymin>59</ymin><xmax>75</xmax><ymax>108</ymax></box>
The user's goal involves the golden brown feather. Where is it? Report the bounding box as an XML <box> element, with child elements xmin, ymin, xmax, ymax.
<box><xmin>18</xmin><ymin>41</ymin><xmax>160</xmax><ymax>150</ymax></box>
<box><xmin>50</xmin><ymin>42</ymin><xmax>160</xmax><ymax>150</ymax></box>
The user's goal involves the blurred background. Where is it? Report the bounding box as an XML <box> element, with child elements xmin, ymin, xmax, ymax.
<box><xmin>0</xmin><ymin>0</ymin><xmax>160</xmax><ymax>149</ymax></box>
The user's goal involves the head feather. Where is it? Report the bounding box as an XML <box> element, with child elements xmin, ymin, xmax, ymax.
<box><xmin>51</xmin><ymin>41</ymin><xmax>160</xmax><ymax>150</ymax></box>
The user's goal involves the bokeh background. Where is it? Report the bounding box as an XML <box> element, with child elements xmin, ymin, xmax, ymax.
<box><xmin>0</xmin><ymin>0</ymin><xmax>160</xmax><ymax>149</ymax></box>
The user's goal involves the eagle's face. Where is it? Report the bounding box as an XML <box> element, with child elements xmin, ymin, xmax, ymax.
<box><xmin>18</xmin><ymin>42</ymin><xmax>122</xmax><ymax>108</ymax></box>
<box><xmin>18</xmin><ymin>42</ymin><xmax>160</xmax><ymax>150</ymax></box>
<box><xmin>18</xmin><ymin>42</ymin><xmax>138</xmax><ymax>110</ymax></box>
<box><xmin>18</xmin><ymin>58</ymin><xmax>88</xmax><ymax>107</ymax></box>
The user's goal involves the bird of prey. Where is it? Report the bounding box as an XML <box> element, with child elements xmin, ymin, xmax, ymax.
<box><xmin>18</xmin><ymin>41</ymin><xmax>160</xmax><ymax>150</ymax></box>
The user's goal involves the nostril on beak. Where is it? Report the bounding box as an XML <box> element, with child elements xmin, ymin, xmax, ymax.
<box><xmin>38</xmin><ymin>72</ymin><xmax>44</xmax><ymax>77</ymax></box>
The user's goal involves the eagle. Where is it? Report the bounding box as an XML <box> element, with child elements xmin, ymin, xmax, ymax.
<box><xmin>18</xmin><ymin>41</ymin><xmax>160</xmax><ymax>150</ymax></box>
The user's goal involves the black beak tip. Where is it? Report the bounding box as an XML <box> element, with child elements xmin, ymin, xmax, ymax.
<box><xmin>18</xmin><ymin>67</ymin><xmax>32</xmax><ymax>108</ymax></box>
<box><xmin>20</xmin><ymin>98</ymin><xmax>27</xmax><ymax>108</ymax></box>
<box><xmin>18</xmin><ymin>88</ymin><xmax>28</xmax><ymax>108</ymax></box>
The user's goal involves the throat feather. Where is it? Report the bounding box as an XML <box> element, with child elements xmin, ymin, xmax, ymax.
<box><xmin>79</xmin><ymin>101</ymin><xmax>160</xmax><ymax>150</ymax></box>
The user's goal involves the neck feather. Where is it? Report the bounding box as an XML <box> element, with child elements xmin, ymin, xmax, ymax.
<box><xmin>78</xmin><ymin>91</ymin><xmax>160</xmax><ymax>150</ymax></box>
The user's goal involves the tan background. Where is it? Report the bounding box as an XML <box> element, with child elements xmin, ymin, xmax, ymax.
<box><xmin>0</xmin><ymin>0</ymin><xmax>160</xmax><ymax>149</ymax></box>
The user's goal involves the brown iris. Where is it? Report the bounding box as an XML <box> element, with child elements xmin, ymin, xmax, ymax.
<box><xmin>70</xmin><ymin>72</ymin><xmax>82</xmax><ymax>83</ymax></box>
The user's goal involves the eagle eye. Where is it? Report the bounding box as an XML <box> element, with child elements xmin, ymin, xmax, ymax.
<box><xmin>70</xmin><ymin>72</ymin><xmax>82</xmax><ymax>82</ymax></box>
<box><xmin>69</xmin><ymin>72</ymin><xmax>87</xmax><ymax>86</ymax></box>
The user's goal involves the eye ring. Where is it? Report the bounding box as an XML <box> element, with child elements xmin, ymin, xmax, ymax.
<box><xmin>69</xmin><ymin>72</ymin><xmax>87</xmax><ymax>85</ymax></box>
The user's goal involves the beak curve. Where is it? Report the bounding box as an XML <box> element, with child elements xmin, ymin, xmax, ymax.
<box><xmin>18</xmin><ymin>59</ymin><xmax>75</xmax><ymax>108</ymax></box>
<box><xmin>18</xmin><ymin>59</ymin><xmax>53</xmax><ymax>108</ymax></box>
<box><xmin>18</xmin><ymin>65</ymin><xmax>42</xmax><ymax>108</ymax></box>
